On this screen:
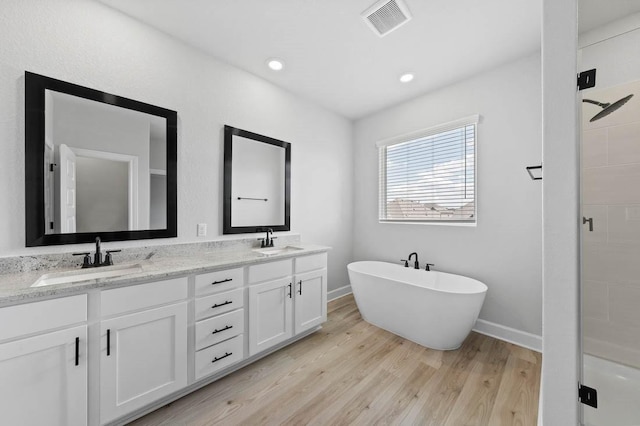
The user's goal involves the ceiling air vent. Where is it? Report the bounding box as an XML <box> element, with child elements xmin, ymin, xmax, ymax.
<box><xmin>362</xmin><ymin>0</ymin><xmax>412</xmax><ymax>37</ymax></box>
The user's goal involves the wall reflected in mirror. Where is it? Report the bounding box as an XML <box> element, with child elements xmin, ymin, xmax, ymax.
<box><xmin>25</xmin><ymin>72</ymin><xmax>177</xmax><ymax>246</ymax></box>
<box><xmin>231</xmin><ymin>135</ymin><xmax>285</xmax><ymax>227</ymax></box>
<box><xmin>223</xmin><ymin>125</ymin><xmax>291</xmax><ymax>234</ymax></box>
<box><xmin>44</xmin><ymin>90</ymin><xmax>167</xmax><ymax>234</ymax></box>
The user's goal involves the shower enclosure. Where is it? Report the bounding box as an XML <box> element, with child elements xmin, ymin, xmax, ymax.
<box><xmin>579</xmin><ymin>7</ymin><xmax>640</xmax><ymax>425</ymax></box>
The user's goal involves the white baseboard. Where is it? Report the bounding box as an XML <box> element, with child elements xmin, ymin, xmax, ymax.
<box><xmin>473</xmin><ymin>319</ymin><xmax>542</xmax><ymax>353</ymax></box>
<box><xmin>328</xmin><ymin>285</ymin><xmax>352</xmax><ymax>301</ymax></box>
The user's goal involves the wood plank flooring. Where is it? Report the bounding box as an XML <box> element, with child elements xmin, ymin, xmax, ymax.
<box><xmin>130</xmin><ymin>295</ymin><xmax>541</xmax><ymax>426</ymax></box>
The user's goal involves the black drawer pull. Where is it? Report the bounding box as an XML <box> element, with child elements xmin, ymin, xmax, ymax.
<box><xmin>212</xmin><ymin>300</ymin><xmax>233</xmax><ymax>309</ymax></box>
<box><xmin>212</xmin><ymin>352</ymin><xmax>233</xmax><ymax>363</ymax></box>
<box><xmin>75</xmin><ymin>337</ymin><xmax>79</xmax><ymax>366</ymax></box>
<box><xmin>298</xmin><ymin>280</ymin><xmax>303</xmax><ymax>295</ymax></box>
<box><xmin>107</xmin><ymin>329</ymin><xmax>111</xmax><ymax>356</ymax></box>
<box><xmin>212</xmin><ymin>325</ymin><xmax>233</xmax><ymax>335</ymax></box>
<box><xmin>211</xmin><ymin>278</ymin><xmax>232</xmax><ymax>285</ymax></box>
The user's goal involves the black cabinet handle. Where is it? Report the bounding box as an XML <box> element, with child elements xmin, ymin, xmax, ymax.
<box><xmin>212</xmin><ymin>300</ymin><xmax>233</xmax><ymax>309</ymax></box>
<box><xmin>211</xmin><ymin>325</ymin><xmax>233</xmax><ymax>335</ymax></box>
<box><xmin>212</xmin><ymin>352</ymin><xmax>233</xmax><ymax>363</ymax></box>
<box><xmin>107</xmin><ymin>329</ymin><xmax>111</xmax><ymax>356</ymax></box>
<box><xmin>75</xmin><ymin>337</ymin><xmax>79</xmax><ymax>366</ymax></box>
<box><xmin>211</xmin><ymin>278</ymin><xmax>232</xmax><ymax>286</ymax></box>
<box><xmin>298</xmin><ymin>280</ymin><xmax>303</xmax><ymax>295</ymax></box>
<box><xmin>287</xmin><ymin>283</ymin><xmax>292</xmax><ymax>299</ymax></box>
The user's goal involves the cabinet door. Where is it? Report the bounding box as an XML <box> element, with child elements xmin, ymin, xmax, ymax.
<box><xmin>294</xmin><ymin>269</ymin><xmax>327</xmax><ymax>334</ymax></box>
<box><xmin>0</xmin><ymin>325</ymin><xmax>87</xmax><ymax>426</ymax></box>
<box><xmin>249</xmin><ymin>277</ymin><xmax>293</xmax><ymax>356</ymax></box>
<box><xmin>100</xmin><ymin>302</ymin><xmax>187</xmax><ymax>424</ymax></box>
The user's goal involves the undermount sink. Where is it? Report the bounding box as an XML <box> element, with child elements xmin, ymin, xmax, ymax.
<box><xmin>31</xmin><ymin>264</ymin><xmax>144</xmax><ymax>287</ymax></box>
<box><xmin>252</xmin><ymin>246</ymin><xmax>305</xmax><ymax>256</ymax></box>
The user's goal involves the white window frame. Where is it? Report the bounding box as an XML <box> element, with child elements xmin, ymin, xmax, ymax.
<box><xmin>377</xmin><ymin>114</ymin><xmax>479</xmax><ymax>225</ymax></box>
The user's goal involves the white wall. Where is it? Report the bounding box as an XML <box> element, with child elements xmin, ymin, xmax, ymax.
<box><xmin>50</xmin><ymin>92</ymin><xmax>151</xmax><ymax>229</ymax></box>
<box><xmin>541</xmin><ymin>0</ymin><xmax>580</xmax><ymax>423</ymax></box>
<box><xmin>231</xmin><ymin>136</ymin><xmax>285</xmax><ymax>227</ymax></box>
<box><xmin>353</xmin><ymin>54</ymin><xmax>543</xmax><ymax>338</ymax></box>
<box><xmin>75</xmin><ymin>156</ymin><xmax>129</xmax><ymax>233</ymax></box>
<box><xmin>581</xmin><ymin>22</ymin><xmax>640</xmax><ymax>89</ymax></box>
<box><xmin>0</xmin><ymin>0</ymin><xmax>353</xmax><ymax>291</ymax></box>
<box><xmin>149</xmin><ymin>175</ymin><xmax>167</xmax><ymax>230</ymax></box>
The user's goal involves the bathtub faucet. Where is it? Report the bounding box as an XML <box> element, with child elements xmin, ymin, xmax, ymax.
<box><xmin>408</xmin><ymin>252</ymin><xmax>419</xmax><ymax>269</ymax></box>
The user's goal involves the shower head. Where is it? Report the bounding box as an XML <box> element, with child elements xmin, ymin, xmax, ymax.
<box><xmin>582</xmin><ymin>94</ymin><xmax>634</xmax><ymax>122</ymax></box>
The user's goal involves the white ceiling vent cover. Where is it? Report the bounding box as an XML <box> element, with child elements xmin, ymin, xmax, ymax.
<box><xmin>362</xmin><ymin>0</ymin><xmax>412</xmax><ymax>37</ymax></box>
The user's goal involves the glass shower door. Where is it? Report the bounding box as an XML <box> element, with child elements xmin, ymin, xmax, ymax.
<box><xmin>579</xmin><ymin>21</ymin><xmax>640</xmax><ymax>426</ymax></box>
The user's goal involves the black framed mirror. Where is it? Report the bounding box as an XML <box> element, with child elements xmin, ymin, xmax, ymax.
<box><xmin>223</xmin><ymin>125</ymin><xmax>291</xmax><ymax>234</ymax></box>
<box><xmin>25</xmin><ymin>71</ymin><xmax>177</xmax><ymax>246</ymax></box>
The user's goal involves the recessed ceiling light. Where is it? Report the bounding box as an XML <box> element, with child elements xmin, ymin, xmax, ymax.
<box><xmin>267</xmin><ymin>59</ymin><xmax>284</xmax><ymax>71</ymax></box>
<box><xmin>399</xmin><ymin>73</ymin><xmax>414</xmax><ymax>83</ymax></box>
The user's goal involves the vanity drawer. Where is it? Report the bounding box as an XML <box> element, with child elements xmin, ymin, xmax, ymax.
<box><xmin>195</xmin><ymin>288</ymin><xmax>244</xmax><ymax>321</ymax></box>
<box><xmin>101</xmin><ymin>277</ymin><xmax>188</xmax><ymax>317</ymax></box>
<box><xmin>195</xmin><ymin>268</ymin><xmax>243</xmax><ymax>296</ymax></box>
<box><xmin>295</xmin><ymin>253</ymin><xmax>327</xmax><ymax>274</ymax></box>
<box><xmin>195</xmin><ymin>334</ymin><xmax>244</xmax><ymax>381</ymax></box>
<box><xmin>247</xmin><ymin>259</ymin><xmax>292</xmax><ymax>284</ymax></box>
<box><xmin>0</xmin><ymin>295</ymin><xmax>87</xmax><ymax>342</ymax></box>
<box><xmin>195</xmin><ymin>309</ymin><xmax>244</xmax><ymax>351</ymax></box>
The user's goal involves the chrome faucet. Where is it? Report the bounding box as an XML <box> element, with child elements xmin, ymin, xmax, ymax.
<box><xmin>258</xmin><ymin>228</ymin><xmax>277</xmax><ymax>248</ymax></box>
<box><xmin>73</xmin><ymin>237</ymin><xmax>121</xmax><ymax>268</ymax></box>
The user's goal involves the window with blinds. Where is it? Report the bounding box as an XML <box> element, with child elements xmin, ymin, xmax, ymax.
<box><xmin>378</xmin><ymin>115</ymin><xmax>478</xmax><ymax>224</ymax></box>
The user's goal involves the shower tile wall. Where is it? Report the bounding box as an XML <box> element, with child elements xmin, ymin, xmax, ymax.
<box><xmin>582</xmin><ymin>79</ymin><xmax>640</xmax><ymax>369</ymax></box>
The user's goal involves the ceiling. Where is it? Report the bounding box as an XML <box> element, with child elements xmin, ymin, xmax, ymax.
<box><xmin>98</xmin><ymin>0</ymin><xmax>639</xmax><ymax>120</ymax></box>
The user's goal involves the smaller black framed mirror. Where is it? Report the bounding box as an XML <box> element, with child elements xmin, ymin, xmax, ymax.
<box><xmin>25</xmin><ymin>72</ymin><xmax>178</xmax><ymax>246</ymax></box>
<box><xmin>223</xmin><ymin>125</ymin><xmax>291</xmax><ymax>234</ymax></box>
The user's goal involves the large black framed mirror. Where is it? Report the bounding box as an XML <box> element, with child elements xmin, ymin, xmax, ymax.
<box><xmin>25</xmin><ymin>72</ymin><xmax>177</xmax><ymax>246</ymax></box>
<box><xmin>223</xmin><ymin>125</ymin><xmax>291</xmax><ymax>234</ymax></box>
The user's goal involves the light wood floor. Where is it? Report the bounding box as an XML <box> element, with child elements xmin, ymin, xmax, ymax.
<box><xmin>131</xmin><ymin>295</ymin><xmax>541</xmax><ymax>426</ymax></box>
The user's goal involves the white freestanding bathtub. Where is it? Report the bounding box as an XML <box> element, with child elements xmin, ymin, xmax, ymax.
<box><xmin>347</xmin><ymin>261</ymin><xmax>488</xmax><ymax>350</ymax></box>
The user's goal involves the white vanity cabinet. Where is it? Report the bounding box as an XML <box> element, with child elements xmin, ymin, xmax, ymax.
<box><xmin>248</xmin><ymin>276</ymin><xmax>294</xmax><ymax>355</ymax></box>
<box><xmin>99</xmin><ymin>278</ymin><xmax>188</xmax><ymax>425</ymax></box>
<box><xmin>0</xmin><ymin>295</ymin><xmax>88</xmax><ymax>426</ymax></box>
<box><xmin>248</xmin><ymin>259</ymin><xmax>294</xmax><ymax>356</ymax></box>
<box><xmin>0</xmin><ymin>247</ymin><xmax>328</xmax><ymax>425</ymax></box>
<box><xmin>294</xmin><ymin>253</ymin><xmax>328</xmax><ymax>334</ymax></box>
<box><xmin>193</xmin><ymin>268</ymin><xmax>245</xmax><ymax>381</ymax></box>
<box><xmin>248</xmin><ymin>254</ymin><xmax>327</xmax><ymax>356</ymax></box>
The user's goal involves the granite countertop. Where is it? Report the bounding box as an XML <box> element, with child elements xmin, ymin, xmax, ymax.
<box><xmin>0</xmin><ymin>244</ymin><xmax>329</xmax><ymax>307</ymax></box>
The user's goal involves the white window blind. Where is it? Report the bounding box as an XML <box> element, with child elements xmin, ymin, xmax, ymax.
<box><xmin>378</xmin><ymin>116</ymin><xmax>478</xmax><ymax>224</ymax></box>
